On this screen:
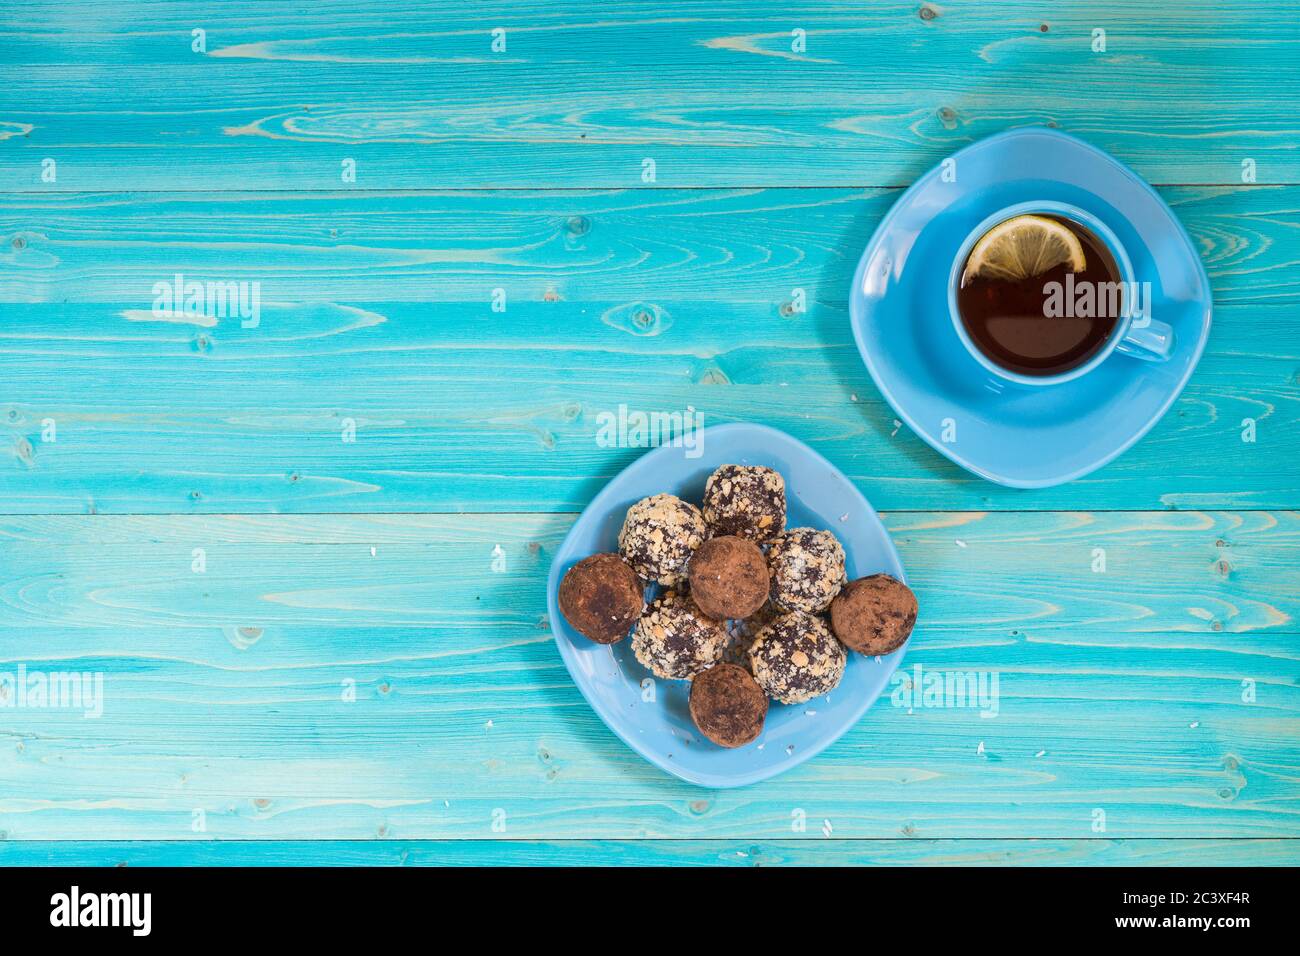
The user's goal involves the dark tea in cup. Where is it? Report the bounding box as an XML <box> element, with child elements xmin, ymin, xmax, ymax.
<box><xmin>957</xmin><ymin>215</ymin><xmax>1122</xmax><ymax>377</ymax></box>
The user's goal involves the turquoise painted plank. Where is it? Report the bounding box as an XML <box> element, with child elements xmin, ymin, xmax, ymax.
<box><xmin>1</xmin><ymin>186</ymin><xmax>1293</xmax><ymax>304</ymax></box>
<box><xmin>0</xmin><ymin>330</ymin><xmax>1294</xmax><ymax>512</ymax></box>
<box><xmin>1</xmin><ymin>187</ymin><xmax>1296</xmax><ymax>513</ymax></box>
<box><xmin>0</xmin><ymin>512</ymin><xmax>1295</xmax><ymax>840</ymax></box>
<box><xmin>2</xmin><ymin>1</ymin><xmax>1297</xmax><ymax>189</ymax></box>
<box><xmin>0</xmin><ymin>511</ymin><xmax>1294</xmax><ymax>635</ymax></box>
<box><xmin>2</xmin><ymin>839</ymin><xmax>1296</xmax><ymax>867</ymax></box>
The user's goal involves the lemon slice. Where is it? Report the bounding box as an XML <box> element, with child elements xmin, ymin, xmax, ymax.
<box><xmin>960</xmin><ymin>215</ymin><xmax>1087</xmax><ymax>285</ymax></box>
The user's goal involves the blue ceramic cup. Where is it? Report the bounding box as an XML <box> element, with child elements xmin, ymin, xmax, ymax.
<box><xmin>947</xmin><ymin>200</ymin><xmax>1175</xmax><ymax>387</ymax></box>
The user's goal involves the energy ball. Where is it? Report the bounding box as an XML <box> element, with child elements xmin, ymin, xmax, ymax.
<box><xmin>830</xmin><ymin>573</ymin><xmax>918</xmax><ymax>656</ymax></box>
<box><xmin>749</xmin><ymin>611</ymin><xmax>847</xmax><ymax>705</ymax></box>
<box><xmin>632</xmin><ymin>590</ymin><xmax>728</xmax><ymax>680</ymax></box>
<box><xmin>689</xmin><ymin>663</ymin><xmax>768</xmax><ymax>748</ymax></box>
<box><xmin>687</xmin><ymin>535</ymin><xmax>770</xmax><ymax>621</ymax></box>
<box><xmin>702</xmin><ymin>465</ymin><xmax>786</xmax><ymax>541</ymax></box>
<box><xmin>767</xmin><ymin>528</ymin><xmax>846</xmax><ymax>613</ymax></box>
<box><xmin>618</xmin><ymin>493</ymin><xmax>708</xmax><ymax>587</ymax></box>
<box><xmin>558</xmin><ymin>553</ymin><xmax>645</xmax><ymax>645</ymax></box>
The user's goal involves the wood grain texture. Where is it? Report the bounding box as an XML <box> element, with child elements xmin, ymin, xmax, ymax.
<box><xmin>2</xmin><ymin>185</ymin><xmax>1295</xmax><ymax>304</ymax></box>
<box><xmin>2</xmin><ymin>840</ymin><xmax>1296</xmax><ymax>867</ymax></box>
<box><xmin>1</xmin><ymin>186</ymin><xmax>1296</xmax><ymax>513</ymax></box>
<box><xmin>1</xmin><ymin>511</ymin><xmax>1295</xmax><ymax>635</ymax></box>
<box><xmin>2</xmin><ymin>1</ymin><xmax>1297</xmax><ymax>189</ymax></box>
<box><xmin>0</xmin><ymin>512</ymin><xmax>1295</xmax><ymax>840</ymax></box>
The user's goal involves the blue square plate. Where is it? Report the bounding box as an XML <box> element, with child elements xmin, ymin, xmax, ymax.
<box><xmin>546</xmin><ymin>423</ymin><xmax>907</xmax><ymax>788</ymax></box>
<box><xmin>849</xmin><ymin>127</ymin><xmax>1213</xmax><ymax>487</ymax></box>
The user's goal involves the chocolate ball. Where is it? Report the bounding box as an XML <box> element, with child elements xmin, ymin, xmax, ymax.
<box><xmin>687</xmin><ymin>535</ymin><xmax>769</xmax><ymax>621</ymax></box>
<box><xmin>702</xmin><ymin>465</ymin><xmax>786</xmax><ymax>541</ymax></box>
<box><xmin>830</xmin><ymin>574</ymin><xmax>918</xmax><ymax>656</ymax></box>
<box><xmin>558</xmin><ymin>553</ymin><xmax>645</xmax><ymax>644</ymax></box>
<box><xmin>618</xmin><ymin>493</ymin><xmax>708</xmax><ymax>587</ymax></box>
<box><xmin>632</xmin><ymin>590</ymin><xmax>728</xmax><ymax>680</ymax></box>
<box><xmin>767</xmin><ymin>527</ymin><xmax>846</xmax><ymax>614</ymax></box>
<box><xmin>749</xmin><ymin>611</ymin><xmax>846</xmax><ymax>705</ymax></box>
<box><xmin>690</xmin><ymin>663</ymin><xmax>768</xmax><ymax>748</ymax></box>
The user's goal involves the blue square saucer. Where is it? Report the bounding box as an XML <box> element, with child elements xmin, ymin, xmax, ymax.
<box><xmin>849</xmin><ymin>127</ymin><xmax>1213</xmax><ymax>487</ymax></box>
<box><xmin>547</xmin><ymin>424</ymin><xmax>907</xmax><ymax>788</ymax></box>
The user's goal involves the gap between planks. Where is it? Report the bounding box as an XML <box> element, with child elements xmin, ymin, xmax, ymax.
<box><xmin>1</xmin><ymin>509</ymin><xmax>1291</xmax><ymax>517</ymax></box>
<box><xmin>9</xmin><ymin>183</ymin><xmax>1299</xmax><ymax>195</ymax></box>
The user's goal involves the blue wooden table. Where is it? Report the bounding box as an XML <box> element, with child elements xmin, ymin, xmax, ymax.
<box><xmin>1</xmin><ymin>0</ymin><xmax>1297</xmax><ymax>867</ymax></box>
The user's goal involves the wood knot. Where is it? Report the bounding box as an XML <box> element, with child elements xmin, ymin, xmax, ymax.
<box><xmin>224</xmin><ymin>625</ymin><xmax>265</xmax><ymax>650</ymax></box>
<box><xmin>601</xmin><ymin>301</ymin><xmax>672</xmax><ymax>337</ymax></box>
<box><xmin>919</xmin><ymin>5</ymin><xmax>937</xmax><ymax>20</ymax></box>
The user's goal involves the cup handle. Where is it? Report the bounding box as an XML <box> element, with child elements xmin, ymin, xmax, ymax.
<box><xmin>1116</xmin><ymin>317</ymin><xmax>1174</xmax><ymax>362</ymax></box>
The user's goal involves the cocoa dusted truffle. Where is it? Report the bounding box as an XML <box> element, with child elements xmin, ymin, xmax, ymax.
<box><xmin>767</xmin><ymin>528</ymin><xmax>846</xmax><ymax>613</ymax></box>
<box><xmin>830</xmin><ymin>573</ymin><xmax>918</xmax><ymax>656</ymax></box>
<box><xmin>632</xmin><ymin>590</ymin><xmax>728</xmax><ymax>680</ymax></box>
<box><xmin>702</xmin><ymin>465</ymin><xmax>786</xmax><ymax>541</ymax></box>
<box><xmin>618</xmin><ymin>493</ymin><xmax>708</xmax><ymax>587</ymax></box>
<box><xmin>749</xmin><ymin>611</ymin><xmax>846</xmax><ymax>705</ymax></box>
<box><xmin>558</xmin><ymin>553</ymin><xmax>645</xmax><ymax>645</ymax></box>
<box><xmin>687</xmin><ymin>535</ymin><xmax>769</xmax><ymax>621</ymax></box>
<box><xmin>689</xmin><ymin>663</ymin><xmax>768</xmax><ymax>748</ymax></box>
